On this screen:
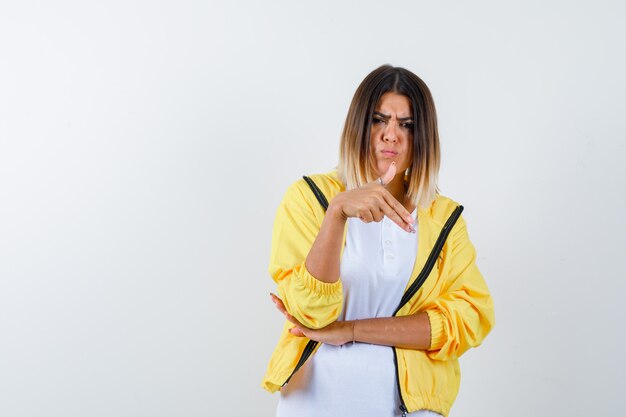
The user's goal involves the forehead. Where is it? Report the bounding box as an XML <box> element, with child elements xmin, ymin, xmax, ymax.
<box><xmin>375</xmin><ymin>92</ymin><xmax>412</xmax><ymax>117</ymax></box>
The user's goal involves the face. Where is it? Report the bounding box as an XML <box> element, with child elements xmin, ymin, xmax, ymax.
<box><xmin>369</xmin><ymin>92</ymin><xmax>414</xmax><ymax>178</ymax></box>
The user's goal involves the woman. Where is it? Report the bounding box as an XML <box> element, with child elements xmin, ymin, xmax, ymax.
<box><xmin>261</xmin><ymin>65</ymin><xmax>495</xmax><ymax>417</ymax></box>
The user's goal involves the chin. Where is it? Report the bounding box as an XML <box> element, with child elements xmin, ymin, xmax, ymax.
<box><xmin>375</xmin><ymin>161</ymin><xmax>389</xmax><ymax>174</ymax></box>
<box><xmin>380</xmin><ymin>159</ymin><xmax>403</xmax><ymax>169</ymax></box>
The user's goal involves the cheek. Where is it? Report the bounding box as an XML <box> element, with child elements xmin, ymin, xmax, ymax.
<box><xmin>369</xmin><ymin>126</ymin><xmax>383</xmax><ymax>142</ymax></box>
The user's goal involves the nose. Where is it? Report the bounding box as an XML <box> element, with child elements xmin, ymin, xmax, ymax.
<box><xmin>383</xmin><ymin>122</ymin><xmax>398</xmax><ymax>142</ymax></box>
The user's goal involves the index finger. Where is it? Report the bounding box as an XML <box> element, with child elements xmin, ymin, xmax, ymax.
<box><xmin>381</xmin><ymin>191</ymin><xmax>415</xmax><ymax>232</ymax></box>
<box><xmin>270</xmin><ymin>293</ymin><xmax>301</xmax><ymax>326</ymax></box>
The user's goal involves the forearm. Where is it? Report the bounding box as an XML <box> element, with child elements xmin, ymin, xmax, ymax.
<box><xmin>350</xmin><ymin>312</ymin><xmax>431</xmax><ymax>350</ymax></box>
<box><xmin>304</xmin><ymin>203</ymin><xmax>346</xmax><ymax>283</ymax></box>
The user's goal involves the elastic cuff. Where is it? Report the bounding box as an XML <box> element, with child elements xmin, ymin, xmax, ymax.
<box><xmin>425</xmin><ymin>309</ymin><xmax>446</xmax><ymax>351</ymax></box>
<box><xmin>297</xmin><ymin>263</ymin><xmax>342</xmax><ymax>295</ymax></box>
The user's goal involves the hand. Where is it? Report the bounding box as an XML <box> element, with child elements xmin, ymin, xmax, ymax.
<box><xmin>329</xmin><ymin>161</ymin><xmax>415</xmax><ymax>233</ymax></box>
<box><xmin>270</xmin><ymin>293</ymin><xmax>352</xmax><ymax>346</ymax></box>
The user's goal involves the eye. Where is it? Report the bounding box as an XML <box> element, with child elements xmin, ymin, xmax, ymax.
<box><xmin>401</xmin><ymin>122</ymin><xmax>415</xmax><ymax>129</ymax></box>
<box><xmin>371</xmin><ymin>117</ymin><xmax>385</xmax><ymax>125</ymax></box>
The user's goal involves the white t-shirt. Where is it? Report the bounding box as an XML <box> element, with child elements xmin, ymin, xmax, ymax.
<box><xmin>276</xmin><ymin>209</ymin><xmax>443</xmax><ymax>417</ymax></box>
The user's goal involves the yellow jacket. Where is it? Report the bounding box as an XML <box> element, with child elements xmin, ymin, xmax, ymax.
<box><xmin>261</xmin><ymin>170</ymin><xmax>495</xmax><ymax>417</ymax></box>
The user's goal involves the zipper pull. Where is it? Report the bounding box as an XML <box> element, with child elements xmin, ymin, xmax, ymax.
<box><xmin>400</xmin><ymin>404</ymin><xmax>408</xmax><ymax>417</ymax></box>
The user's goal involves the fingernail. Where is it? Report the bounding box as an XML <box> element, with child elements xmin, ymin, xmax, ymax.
<box><xmin>406</xmin><ymin>215</ymin><xmax>414</xmax><ymax>224</ymax></box>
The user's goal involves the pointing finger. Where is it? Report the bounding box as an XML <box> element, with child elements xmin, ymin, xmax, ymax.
<box><xmin>381</xmin><ymin>192</ymin><xmax>415</xmax><ymax>232</ymax></box>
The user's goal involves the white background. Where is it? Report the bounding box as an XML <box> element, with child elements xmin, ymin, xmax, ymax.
<box><xmin>1</xmin><ymin>1</ymin><xmax>625</xmax><ymax>416</ymax></box>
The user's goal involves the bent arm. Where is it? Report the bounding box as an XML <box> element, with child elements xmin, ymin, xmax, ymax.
<box><xmin>350</xmin><ymin>312</ymin><xmax>431</xmax><ymax>350</ymax></box>
<box><xmin>272</xmin><ymin>293</ymin><xmax>431</xmax><ymax>349</ymax></box>
<box><xmin>270</xmin><ymin>180</ymin><xmax>346</xmax><ymax>329</ymax></box>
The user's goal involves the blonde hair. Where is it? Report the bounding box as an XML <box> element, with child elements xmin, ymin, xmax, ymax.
<box><xmin>337</xmin><ymin>65</ymin><xmax>441</xmax><ymax>209</ymax></box>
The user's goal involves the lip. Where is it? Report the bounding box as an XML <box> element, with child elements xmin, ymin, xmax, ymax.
<box><xmin>381</xmin><ymin>150</ymin><xmax>398</xmax><ymax>157</ymax></box>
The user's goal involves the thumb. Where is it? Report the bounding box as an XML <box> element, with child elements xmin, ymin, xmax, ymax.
<box><xmin>380</xmin><ymin>162</ymin><xmax>397</xmax><ymax>186</ymax></box>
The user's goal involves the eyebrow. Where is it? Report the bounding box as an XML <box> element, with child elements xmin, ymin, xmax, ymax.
<box><xmin>373</xmin><ymin>111</ymin><xmax>414</xmax><ymax>122</ymax></box>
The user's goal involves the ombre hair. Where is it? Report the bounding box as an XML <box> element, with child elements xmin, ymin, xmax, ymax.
<box><xmin>337</xmin><ymin>65</ymin><xmax>441</xmax><ymax>209</ymax></box>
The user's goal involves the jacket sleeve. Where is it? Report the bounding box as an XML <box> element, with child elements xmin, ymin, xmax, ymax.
<box><xmin>269</xmin><ymin>180</ymin><xmax>343</xmax><ymax>329</ymax></box>
<box><xmin>423</xmin><ymin>214</ymin><xmax>495</xmax><ymax>360</ymax></box>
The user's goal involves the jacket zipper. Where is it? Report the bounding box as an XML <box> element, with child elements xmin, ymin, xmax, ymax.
<box><xmin>391</xmin><ymin>205</ymin><xmax>464</xmax><ymax>416</ymax></box>
<box><xmin>282</xmin><ymin>177</ymin><xmax>328</xmax><ymax>388</ymax></box>
<box><xmin>282</xmin><ymin>339</ymin><xmax>318</xmax><ymax>386</ymax></box>
<box><xmin>393</xmin><ymin>346</ymin><xmax>409</xmax><ymax>417</ymax></box>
